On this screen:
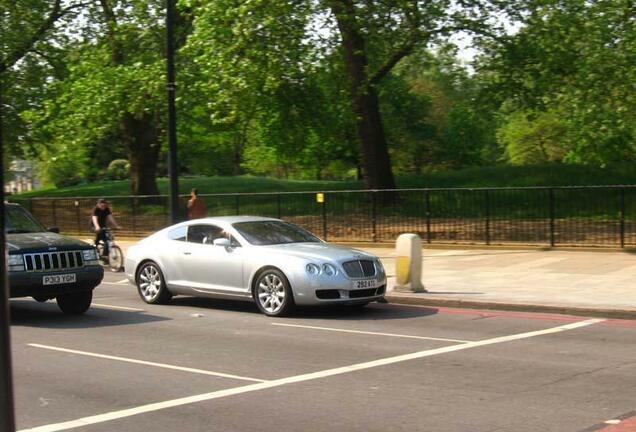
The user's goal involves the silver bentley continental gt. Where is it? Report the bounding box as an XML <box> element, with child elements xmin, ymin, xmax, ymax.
<box><xmin>125</xmin><ymin>216</ymin><xmax>387</xmax><ymax>317</ymax></box>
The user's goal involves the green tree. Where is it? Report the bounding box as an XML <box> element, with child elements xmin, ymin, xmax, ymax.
<box><xmin>184</xmin><ymin>0</ymin><xmax>510</xmax><ymax>189</ymax></box>
<box><xmin>480</xmin><ymin>0</ymin><xmax>636</xmax><ymax>165</ymax></box>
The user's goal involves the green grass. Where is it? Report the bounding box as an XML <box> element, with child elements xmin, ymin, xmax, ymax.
<box><xmin>13</xmin><ymin>163</ymin><xmax>636</xmax><ymax>199</ymax></box>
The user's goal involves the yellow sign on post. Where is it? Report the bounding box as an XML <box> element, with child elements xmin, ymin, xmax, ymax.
<box><xmin>316</xmin><ymin>193</ymin><xmax>325</xmax><ymax>203</ymax></box>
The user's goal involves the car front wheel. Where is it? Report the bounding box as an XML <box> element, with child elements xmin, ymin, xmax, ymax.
<box><xmin>254</xmin><ymin>269</ymin><xmax>295</xmax><ymax>317</ymax></box>
<box><xmin>56</xmin><ymin>290</ymin><xmax>93</xmax><ymax>315</ymax></box>
<box><xmin>137</xmin><ymin>262</ymin><xmax>172</xmax><ymax>304</ymax></box>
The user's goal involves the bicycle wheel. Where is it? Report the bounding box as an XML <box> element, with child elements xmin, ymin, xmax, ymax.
<box><xmin>108</xmin><ymin>245</ymin><xmax>124</xmax><ymax>272</ymax></box>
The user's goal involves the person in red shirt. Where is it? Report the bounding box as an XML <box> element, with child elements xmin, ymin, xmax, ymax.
<box><xmin>187</xmin><ymin>188</ymin><xmax>207</xmax><ymax>219</ymax></box>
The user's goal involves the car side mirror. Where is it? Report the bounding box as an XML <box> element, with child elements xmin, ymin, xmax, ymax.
<box><xmin>47</xmin><ymin>227</ymin><xmax>60</xmax><ymax>233</ymax></box>
<box><xmin>213</xmin><ymin>238</ymin><xmax>231</xmax><ymax>247</ymax></box>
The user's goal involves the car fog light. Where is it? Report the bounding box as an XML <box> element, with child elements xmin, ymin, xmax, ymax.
<box><xmin>306</xmin><ymin>263</ymin><xmax>320</xmax><ymax>275</ymax></box>
<box><xmin>322</xmin><ymin>263</ymin><xmax>337</xmax><ymax>276</ymax></box>
<box><xmin>9</xmin><ymin>265</ymin><xmax>25</xmax><ymax>272</ymax></box>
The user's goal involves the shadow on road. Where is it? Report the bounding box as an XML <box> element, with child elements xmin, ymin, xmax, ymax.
<box><xmin>166</xmin><ymin>296</ymin><xmax>439</xmax><ymax>320</ymax></box>
<box><xmin>9</xmin><ymin>299</ymin><xmax>169</xmax><ymax>328</ymax></box>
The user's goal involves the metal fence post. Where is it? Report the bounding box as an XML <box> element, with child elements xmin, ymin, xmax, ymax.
<box><xmin>549</xmin><ymin>188</ymin><xmax>556</xmax><ymax>247</ymax></box>
<box><xmin>51</xmin><ymin>199</ymin><xmax>57</xmax><ymax>228</ymax></box>
<box><xmin>425</xmin><ymin>190</ymin><xmax>431</xmax><ymax>244</ymax></box>
<box><xmin>75</xmin><ymin>200</ymin><xmax>81</xmax><ymax>235</ymax></box>
<box><xmin>620</xmin><ymin>187</ymin><xmax>625</xmax><ymax>248</ymax></box>
<box><xmin>322</xmin><ymin>193</ymin><xmax>328</xmax><ymax>241</ymax></box>
<box><xmin>235</xmin><ymin>195</ymin><xmax>240</xmax><ymax>215</ymax></box>
<box><xmin>131</xmin><ymin>197</ymin><xmax>137</xmax><ymax>236</ymax></box>
<box><xmin>485</xmin><ymin>190</ymin><xmax>491</xmax><ymax>245</ymax></box>
<box><xmin>371</xmin><ymin>191</ymin><xmax>377</xmax><ymax>243</ymax></box>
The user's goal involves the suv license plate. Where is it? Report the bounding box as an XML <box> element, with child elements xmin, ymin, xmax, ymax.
<box><xmin>43</xmin><ymin>274</ymin><xmax>76</xmax><ymax>285</ymax></box>
<box><xmin>354</xmin><ymin>279</ymin><xmax>377</xmax><ymax>289</ymax></box>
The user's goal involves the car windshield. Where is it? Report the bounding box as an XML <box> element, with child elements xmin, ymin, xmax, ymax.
<box><xmin>232</xmin><ymin>221</ymin><xmax>321</xmax><ymax>245</ymax></box>
<box><xmin>4</xmin><ymin>205</ymin><xmax>47</xmax><ymax>234</ymax></box>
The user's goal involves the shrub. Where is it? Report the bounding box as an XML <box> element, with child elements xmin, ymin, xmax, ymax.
<box><xmin>106</xmin><ymin>159</ymin><xmax>130</xmax><ymax>180</ymax></box>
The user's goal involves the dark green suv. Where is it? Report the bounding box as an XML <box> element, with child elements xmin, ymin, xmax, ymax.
<box><xmin>6</xmin><ymin>202</ymin><xmax>104</xmax><ymax>314</ymax></box>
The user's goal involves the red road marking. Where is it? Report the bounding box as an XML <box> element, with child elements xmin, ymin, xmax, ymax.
<box><xmin>377</xmin><ymin>303</ymin><xmax>636</xmax><ymax>326</ymax></box>
<box><xmin>596</xmin><ymin>416</ymin><xmax>636</xmax><ymax>431</ymax></box>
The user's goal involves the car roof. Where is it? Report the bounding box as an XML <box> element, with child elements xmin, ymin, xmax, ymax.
<box><xmin>191</xmin><ymin>216</ymin><xmax>280</xmax><ymax>225</ymax></box>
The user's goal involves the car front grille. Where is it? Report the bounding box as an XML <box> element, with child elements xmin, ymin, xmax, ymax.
<box><xmin>342</xmin><ymin>260</ymin><xmax>376</xmax><ymax>278</ymax></box>
<box><xmin>24</xmin><ymin>251</ymin><xmax>85</xmax><ymax>272</ymax></box>
<box><xmin>349</xmin><ymin>285</ymin><xmax>386</xmax><ymax>298</ymax></box>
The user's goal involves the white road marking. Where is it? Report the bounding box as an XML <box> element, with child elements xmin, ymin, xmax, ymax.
<box><xmin>20</xmin><ymin>318</ymin><xmax>604</xmax><ymax>432</ymax></box>
<box><xmin>100</xmin><ymin>282</ymin><xmax>132</xmax><ymax>287</ymax></box>
<box><xmin>272</xmin><ymin>323</ymin><xmax>472</xmax><ymax>343</ymax></box>
<box><xmin>91</xmin><ymin>303</ymin><xmax>144</xmax><ymax>312</ymax></box>
<box><xmin>116</xmin><ymin>279</ymin><xmax>130</xmax><ymax>284</ymax></box>
<box><xmin>28</xmin><ymin>344</ymin><xmax>266</xmax><ymax>383</ymax></box>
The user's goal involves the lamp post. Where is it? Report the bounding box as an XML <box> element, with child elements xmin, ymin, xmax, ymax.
<box><xmin>166</xmin><ymin>0</ymin><xmax>180</xmax><ymax>224</ymax></box>
<box><xmin>0</xmin><ymin>76</ymin><xmax>17</xmax><ymax>432</ymax></box>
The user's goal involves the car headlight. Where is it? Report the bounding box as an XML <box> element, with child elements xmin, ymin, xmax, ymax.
<box><xmin>306</xmin><ymin>263</ymin><xmax>320</xmax><ymax>275</ymax></box>
<box><xmin>322</xmin><ymin>263</ymin><xmax>337</xmax><ymax>276</ymax></box>
<box><xmin>8</xmin><ymin>254</ymin><xmax>25</xmax><ymax>272</ymax></box>
<box><xmin>82</xmin><ymin>249</ymin><xmax>99</xmax><ymax>265</ymax></box>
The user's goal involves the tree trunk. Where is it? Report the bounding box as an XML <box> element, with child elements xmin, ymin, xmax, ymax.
<box><xmin>123</xmin><ymin>113</ymin><xmax>161</xmax><ymax>196</ymax></box>
<box><xmin>331</xmin><ymin>0</ymin><xmax>396</xmax><ymax>191</ymax></box>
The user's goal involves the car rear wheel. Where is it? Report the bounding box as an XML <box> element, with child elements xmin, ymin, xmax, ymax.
<box><xmin>56</xmin><ymin>290</ymin><xmax>92</xmax><ymax>315</ymax></box>
<box><xmin>137</xmin><ymin>262</ymin><xmax>172</xmax><ymax>304</ymax></box>
<box><xmin>254</xmin><ymin>269</ymin><xmax>294</xmax><ymax>317</ymax></box>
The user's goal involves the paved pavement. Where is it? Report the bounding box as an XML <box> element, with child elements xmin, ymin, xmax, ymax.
<box><xmin>112</xmin><ymin>240</ymin><xmax>636</xmax><ymax>319</ymax></box>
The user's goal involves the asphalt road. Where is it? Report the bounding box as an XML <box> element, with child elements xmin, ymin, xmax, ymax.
<box><xmin>9</xmin><ymin>271</ymin><xmax>636</xmax><ymax>432</ymax></box>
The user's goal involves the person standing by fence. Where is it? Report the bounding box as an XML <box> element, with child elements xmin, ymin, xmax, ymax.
<box><xmin>187</xmin><ymin>188</ymin><xmax>207</xmax><ymax>219</ymax></box>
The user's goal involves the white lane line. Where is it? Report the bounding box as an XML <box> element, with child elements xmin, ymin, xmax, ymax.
<box><xmin>271</xmin><ymin>323</ymin><xmax>472</xmax><ymax>343</ymax></box>
<box><xmin>28</xmin><ymin>344</ymin><xmax>267</xmax><ymax>384</ymax></box>
<box><xmin>116</xmin><ymin>279</ymin><xmax>130</xmax><ymax>284</ymax></box>
<box><xmin>20</xmin><ymin>318</ymin><xmax>604</xmax><ymax>432</ymax></box>
<box><xmin>91</xmin><ymin>303</ymin><xmax>144</xmax><ymax>312</ymax></box>
<box><xmin>101</xmin><ymin>282</ymin><xmax>132</xmax><ymax>287</ymax></box>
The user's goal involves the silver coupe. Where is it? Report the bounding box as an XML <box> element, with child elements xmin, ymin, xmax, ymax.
<box><xmin>124</xmin><ymin>216</ymin><xmax>387</xmax><ymax>316</ymax></box>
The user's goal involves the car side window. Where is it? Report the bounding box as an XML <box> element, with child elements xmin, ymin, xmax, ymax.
<box><xmin>167</xmin><ymin>226</ymin><xmax>187</xmax><ymax>241</ymax></box>
<box><xmin>187</xmin><ymin>224</ymin><xmax>224</xmax><ymax>245</ymax></box>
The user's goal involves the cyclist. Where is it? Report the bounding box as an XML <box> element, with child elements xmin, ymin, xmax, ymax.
<box><xmin>92</xmin><ymin>198</ymin><xmax>121</xmax><ymax>258</ymax></box>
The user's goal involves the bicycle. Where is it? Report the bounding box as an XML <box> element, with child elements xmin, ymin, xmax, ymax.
<box><xmin>95</xmin><ymin>227</ymin><xmax>124</xmax><ymax>272</ymax></box>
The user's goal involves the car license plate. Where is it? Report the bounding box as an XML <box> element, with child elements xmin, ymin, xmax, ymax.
<box><xmin>43</xmin><ymin>274</ymin><xmax>76</xmax><ymax>285</ymax></box>
<box><xmin>353</xmin><ymin>279</ymin><xmax>377</xmax><ymax>289</ymax></box>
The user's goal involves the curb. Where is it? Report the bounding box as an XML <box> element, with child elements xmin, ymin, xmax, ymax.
<box><xmin>384</xmin><ymin>294</ymin><xmax>636</xmax><ymax>321</ymax></box>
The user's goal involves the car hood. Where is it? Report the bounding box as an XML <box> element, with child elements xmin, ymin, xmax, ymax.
<box><xmin>260</xmin><ymin>242</ymin><xmax>376</xmax><ymax>262</ymax></box>
<box><xmin>6</xmin><ymin>232</ymin><xmax>92</xmax><ymax>253</ymax></box>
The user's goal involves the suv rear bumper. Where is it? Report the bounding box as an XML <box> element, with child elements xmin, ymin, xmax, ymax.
<box><xmin>9</xmin><ymin>266</ymin><xmax>104</xmax><ymax>298</ymax></box>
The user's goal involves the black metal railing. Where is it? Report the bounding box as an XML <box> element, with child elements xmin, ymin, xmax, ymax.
<box><xmin>9</xmin><ymin>186</ymin><xmax>636</xmax><ymax>248</ymax></box>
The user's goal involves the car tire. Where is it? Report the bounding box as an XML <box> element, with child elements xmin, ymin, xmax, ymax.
<box><xmin>137</xmin><ymin>261</ymin><xmax>172</xmax><ymax>304</ymax></box>
<box><xmin>253</xmin><ymin>268</ymin><xmax>295</xmax><ymax>317</ymax></box>
<box><xmin>56</xmin><ymin>290</ymin><xmax>93</xmax><ymax>315</ymax></box>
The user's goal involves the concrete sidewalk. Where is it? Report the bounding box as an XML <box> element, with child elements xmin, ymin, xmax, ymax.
<box><xmin>112</xmin><ymin>240</ymin><xmax>636</xmax><ymax>319</ymax></box>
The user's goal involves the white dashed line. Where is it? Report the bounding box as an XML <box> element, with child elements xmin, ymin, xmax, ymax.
<box><xmin>91</xmin><ymin>303</ymin><xmax>144</xmax><ymax>312</ymax></box>
<box><xmin>20</xmin><ymin>318</ymin><xmax>604</xmax><ymax>432</ymax></box>
<box><xmin>271</xmin><ymin>322</ymin><xmax>472</xmax><ymax>343</ymax></box>
<box><xmin>28</xmin><ymin>344</ymin><xmax>267</xmax><ymax>383</ymax></box>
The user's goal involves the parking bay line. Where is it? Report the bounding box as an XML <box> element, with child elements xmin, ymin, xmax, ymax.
<box><xmin>27</xmin><ymin>344</ymin><xmax>267</xmax><ymax>383</ymax></box>
<box><xmin>91</xmin><ymin>303</ymin><xmax>145</xmax><ymax>312</ymax></box>
<box><xmin>271</xmin><ymin>322</ymin><xmax>472</xmax><ymax>343</ymax></box>
<box><xmin>20</xmin><ymin>318</ymin><xmax>604</xmax><ymax>432</ymax></box>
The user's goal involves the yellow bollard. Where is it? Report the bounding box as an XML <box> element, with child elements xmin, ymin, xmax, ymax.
<box><xmin>393</xmin><ymin>233</ymin><xmax>426</xmax><ymax>293</ymax></box>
